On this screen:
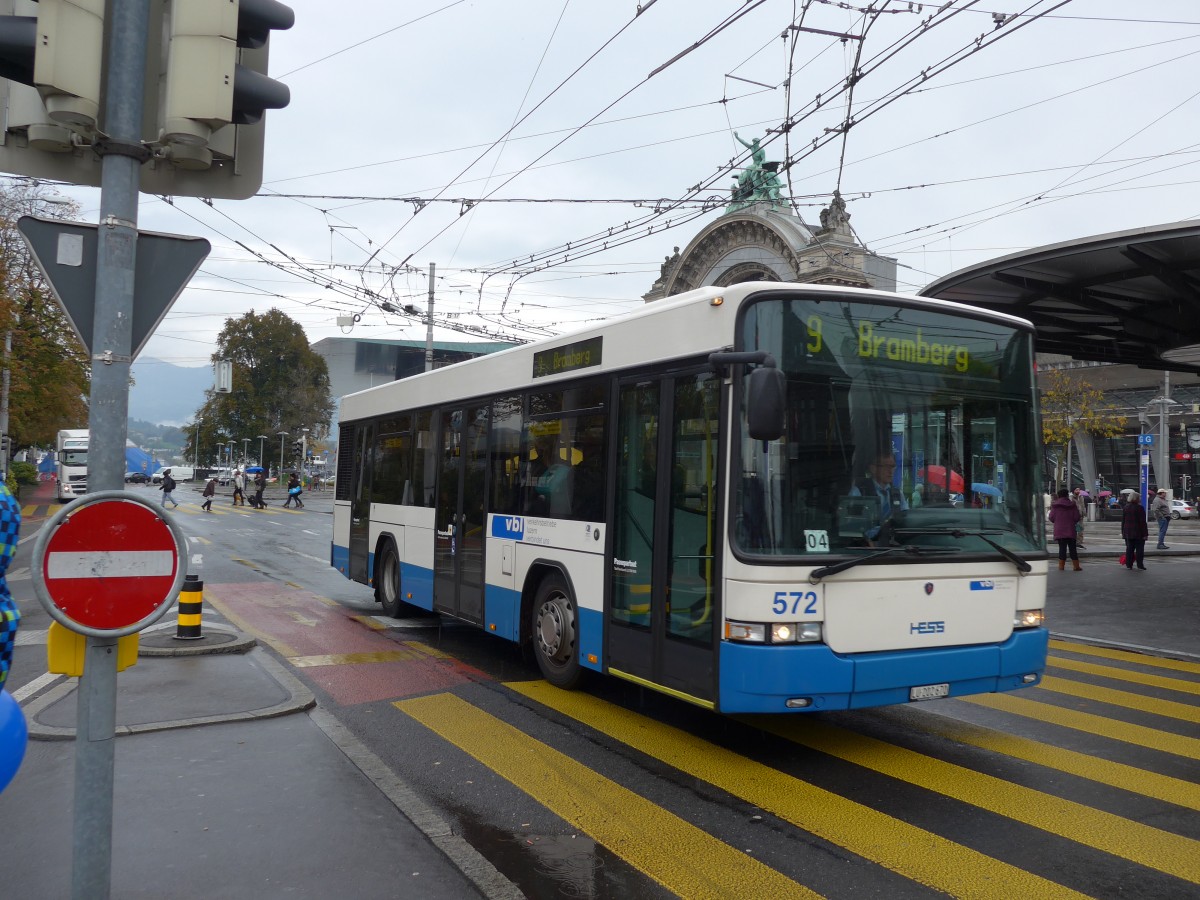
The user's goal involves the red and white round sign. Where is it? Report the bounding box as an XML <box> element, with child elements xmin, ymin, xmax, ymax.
<box><xmin>35</xmin><ymin>494</ymin><xmax>184</xmax><ymax>636</ymax></box>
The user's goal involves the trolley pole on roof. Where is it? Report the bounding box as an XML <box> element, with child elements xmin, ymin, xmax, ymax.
<box><xmin>425</xmin><ymin>262</ymin><xmax>435</xmax><ymax>372</ymax></box>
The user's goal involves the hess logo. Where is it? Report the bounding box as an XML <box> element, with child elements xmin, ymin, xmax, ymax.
<box><xmin>911</xmin><ymin>621</ymin><xmax>945</xmax><ymax>635</ymax></box>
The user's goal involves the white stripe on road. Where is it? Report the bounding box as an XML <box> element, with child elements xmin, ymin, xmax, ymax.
<box><xmin>11</xmin><ymin>671</ymin><xmax>62</xmax><ymax>704</ymax></box>
<box><xmin>46</xmin><ymin>550</ymin><xmax>175</xmax><ymax>579</ymax></box>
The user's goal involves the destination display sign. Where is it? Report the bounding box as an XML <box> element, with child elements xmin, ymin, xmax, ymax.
<box><xmin>533</xmin><ymin>336</ymin><xmax>602</xmax><ymax>379</ymax></box>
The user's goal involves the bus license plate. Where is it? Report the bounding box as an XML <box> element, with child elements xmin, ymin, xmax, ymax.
<box><xmin>910</xmin><ymin>683</ymin><xmax>949</xmax><ymax>701</ymax></box>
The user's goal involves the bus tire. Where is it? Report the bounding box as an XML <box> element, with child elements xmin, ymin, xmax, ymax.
<box><xmin>374</xmin><ymin>540</ymin><xmax>406</xmax><ymax>618</ymax></box>
<box><xmin>532</xmin><ymin>573</ymin><xmax>581</xmax><ymax>689</ymax></box>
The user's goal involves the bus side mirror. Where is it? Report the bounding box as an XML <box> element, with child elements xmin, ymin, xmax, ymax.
<box><xmin>747</xmin><ymin>366</ymin><xmax>786</xmax><ymax>441</ymax></box>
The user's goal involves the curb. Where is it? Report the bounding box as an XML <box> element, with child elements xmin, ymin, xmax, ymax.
<box><xmin>137</xmin><ymin>623</ymin><xmax>258</xmax><ymax>657</ymax></box>
<box><xmin>23</xmin><ymin>645</ymin><xmax>315</xmax><ymax>741</ymax></box>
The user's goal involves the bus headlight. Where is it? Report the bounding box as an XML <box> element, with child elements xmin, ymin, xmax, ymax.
<box><xmin>726</xmin><ymin>621</ymin><xmax>766</xmax><ymax>642</ymax></box>
<box><xmin>726</xmin><ymin>621</ymin><xmax>823</xmax><ymax>643</ymax></box>
<box><xmin>1014</xmin><ymin>609</ymin><xmax>1044</xmax><ymax>628</ymax></box>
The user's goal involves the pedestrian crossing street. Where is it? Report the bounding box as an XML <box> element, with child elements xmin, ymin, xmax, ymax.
<box><xmin>18</xmin><ymin>501</ymin><xmax>308</xmax><ymax>520</ymax></box>
<box><xmin>388</xmin><ymin>638</ymin><xmax>1199</xmax><ymax>899</ymax></box>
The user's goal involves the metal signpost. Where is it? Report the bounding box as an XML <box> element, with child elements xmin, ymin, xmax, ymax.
<box><xmin>31</xmin><ymin>492</ymin><xmax>187</xmax><ymax>898</ymax></box>
<box><xmin>0</xmin><ymin>2</ymin><xmax>293</xmax><ymax>896</ymax></box>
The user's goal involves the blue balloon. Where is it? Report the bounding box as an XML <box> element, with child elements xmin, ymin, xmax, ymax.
<box><xmin>0</xmin><ymin>688</ymin><xmax>27</xmax><ymax>793</ymax></box>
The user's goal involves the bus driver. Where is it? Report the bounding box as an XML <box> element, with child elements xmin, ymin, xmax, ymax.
<box><xmin>849</xmin><ymin>450</ymin><xmax>907</xmax><ymax>543</ymax></box>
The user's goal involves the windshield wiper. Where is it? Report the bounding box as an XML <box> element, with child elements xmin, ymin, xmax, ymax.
<box><xmin>808</xmin><ymin>544</ymin><xmax>959</xmax><ymax>583</ymax></box>
<box><xmin>893</xmin><ymin>528</ymin><xmax>1032</xmax><ymax>574</ymax></box>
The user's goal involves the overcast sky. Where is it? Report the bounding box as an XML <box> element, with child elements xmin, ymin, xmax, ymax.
<box><xmin>35</xmin><ymin>0</ymin><xmax>1200</xmax><ymax>371</ymax></box>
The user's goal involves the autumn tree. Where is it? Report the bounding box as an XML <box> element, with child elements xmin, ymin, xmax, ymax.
<box><xmin>1039</xmin><ymin>368</ymin><xmax>1126</xmax><ymax>490</ymax></box>
<box><xmin>0</xmin><ymin>181</ymin><xmax>90</xmax><ymax>448</ymax></box>
<box><xmin>187</xmin><ymin>308</ymin><xmax>333</xmax><ymax>468</ymax></box>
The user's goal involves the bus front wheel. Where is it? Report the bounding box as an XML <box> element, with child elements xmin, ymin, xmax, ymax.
<box><xmin>532</xmin><ymin>573</ymin><xmax>581</xmax><ymax>689</ymax></box>
<box><xmin>374</xmin><ymin>540</ymin><xmax>405</xmax><ymax>618</ymax></box>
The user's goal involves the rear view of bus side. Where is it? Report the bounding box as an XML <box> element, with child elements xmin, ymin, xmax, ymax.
<box><xmin>331</xmin><ymin>282</ymin><xmax>1048</xmax><ymax>713</ymax></box>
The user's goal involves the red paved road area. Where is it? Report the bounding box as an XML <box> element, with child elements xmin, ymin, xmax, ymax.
<box><xmin>206</xmin><ymin>583</ymin><xmax>490</xmax><ymax>705</ymax></box>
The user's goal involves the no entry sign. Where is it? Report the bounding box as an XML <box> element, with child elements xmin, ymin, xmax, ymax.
<box><xmin>32</xmin><ymin>491</ymin><xmax>188</xmax><ymax>638</ymax></box>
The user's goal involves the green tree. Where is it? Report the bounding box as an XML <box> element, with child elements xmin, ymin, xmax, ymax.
<box><xmin>0</xmin><ymin>182</ymin><xmax>90</xmax><ymax>448</ymax></box>
<box><xmin>1040</xmin><ymin>368</ymin><xmax>1126</xmax><ymax>489</ymax></box>
<box><xmin>188</xmin><ymin>308</ymin><xmax>333</xmax><ymax>469</ymax></box>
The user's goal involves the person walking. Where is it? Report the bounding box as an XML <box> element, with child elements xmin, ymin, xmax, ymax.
<box><xmin>1048</xmin><ymin>488</ymin><xmax>1082</xmax><ymax>570</ymax></box>
<box><xmin>200</xmin><ymin>476</ymin><xmax>217</xmax><ymax>512</ymax></box>
<box><xmin>283</xmin><ymin>472</ymin><xmax>304</xmax><ymax>509</ymax></box>
<box><xmin>1122</xmin><ymin>493</ymin><xmax>1149</xmax><ymax>570</ymax></box>
<box><xmin>1072</xmin><ymin>487</ymin><xmax>1087</xmax><ymax>549</ymax></box>
<box><xmin>251</xmin><ymin>470</ymin><xmax>267</xmax><ymax>509</ymax></box>
<box><xmin>1151</xmin><ymin>488</ymin><xmax>1171</xmax><ymax>549</ymax></box>
<box><xmin>158</xmin><ymin>469</ymin><xmax>179</xmax><ymax>508</ymax></box>
<box><xmin>232</xmin><ymin>470</ymin><xmax>245</xmax><ymax>507</ymax></box>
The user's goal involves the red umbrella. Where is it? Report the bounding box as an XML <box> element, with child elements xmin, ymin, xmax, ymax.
<box><xmin>919</xmin><ymin>465</ymin><xmax>965</xmax><ymax>493</ymax></box>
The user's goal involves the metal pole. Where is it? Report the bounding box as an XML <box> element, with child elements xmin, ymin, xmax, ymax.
<box><xmin>74</xmin><ymin>0</ymin><xmax>149</xmax><ymax>896</ymax></box>
<box><xmin>1160</xmin><ymin>371</ymin><xmax>1170</xmax><ymax>493</ymax></box>
<box><xmin>278</xmin><ymin>431</ymin><xmax>287</xmax><ymax>479</ymax></box>
<box><xmin>0</xmin><ymin>328</ymin><xmax>10</xmax><ymax>483</ymax></box>
<box><xmin>194</xmin><ymin>419</ymin><xmax>201</xmax><ymax>471</ymax></box>
<box><xmin>425</xmin><ymin>262</ymin><xmax>435</xmax><ymax>372</ymax></box>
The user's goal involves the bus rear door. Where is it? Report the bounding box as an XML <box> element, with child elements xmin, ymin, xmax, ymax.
<box><xmin>349</xmin><ymin>423</ymin><xmax>374</xmax><ymax>583</ymax></box>
<box><xmin>433</xmin><ymin>405</ymin><xmax>488</xmax><ymax>624</ymax></box>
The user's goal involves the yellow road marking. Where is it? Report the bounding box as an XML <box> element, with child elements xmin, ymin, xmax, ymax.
<box><xmin>753</xmin><ymin>718</ymin><xmax>1200</xmax><ymax>883</ymax></box>
<box><xmin>1049</xmin><ymin>656</ymin><xmax>1200</xmax><ymax>695</ymax></box>
<box><xmin>876</xmin><ymin>705</ymin><xmax>1200</xmax><ymax>812</ymax></box>
<box><xmin>352</xmin><ymin>615</ymin><xmax>388</xmax><ymax>630</ymax></box>
<box><xmin>966</xmin><ymin>693</ymin><xmax>1200</xmax><ymax>760</ymax></box>
<box><xmin>403</xmin><ymin>640</ymin><xmax>450</xmax><ymax>659</ymax></box>
<box><xmin>291</xmin><ymin>648</ymin><xmax>426</xmax><ymax>667</ymax></box>
<box><xmin>396</xmin><ymin>693</ymin><xmax>820</xmax><ymax>900</ymax></box>
<box><xmin>1050</xmin><ymin>640</ymin><xmax>1200</xmax><ymax>675</ymax></box>
<box><xmin>509</xmin><ymin>682</ymin><xmax>1088</xmax><ymax>900</ymax></box>
<box><xmin>1042</xmin><ymin>675</ymin><xmax>1200</xmax><ymax>723</ymax></box>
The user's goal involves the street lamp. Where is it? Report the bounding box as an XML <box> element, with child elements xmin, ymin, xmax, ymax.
<box><xmin>257</xmin><ymin>434</ymin><xmax>268</xmax><ymax>470</ymax></box>
<box><xmin>242</xmin><ymin>437</ymin><xmax>251</xmax><ymax>468</ymax></box>
<box><xmin>277</xmin><ymin>431</ymin><xmax>288</xmax><ymax>479</ymax></box>
<box><xmin>300</xmin><ymin>427</ymin><xmax>310</xmax><ymax>473</ymax></box>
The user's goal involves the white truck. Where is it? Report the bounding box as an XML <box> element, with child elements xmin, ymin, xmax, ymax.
<box><xmin>55</xmin><ymin>428</ymin><xmax>88</xmax><ymax>502</ymax></box>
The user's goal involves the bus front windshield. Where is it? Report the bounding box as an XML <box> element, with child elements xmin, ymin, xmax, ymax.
<box><xmin>734</xmin><ymin>294</ymin><xmax>1044</xmax><ymax>560</ymax></box>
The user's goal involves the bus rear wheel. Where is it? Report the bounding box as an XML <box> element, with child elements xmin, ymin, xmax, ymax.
<box><xmin>374</xmin><ymin>540</ymin><xmax>406</xmax><ymax>617</ymax></box>
<box><xmin>532</xmin><ymin>573</ymin><xmax>581</xmax><ymax>689</ymax></box>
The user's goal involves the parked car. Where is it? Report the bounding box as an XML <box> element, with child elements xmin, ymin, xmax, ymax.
<box><xmin>124</xmin><ymin>471</ymin><xmax>149</xmax><ymax>483</ymax></box>
<box><xmin>1170</xmin><ymin>499</ymin><xmax>1196</xmax><ymax>519</ymax></box>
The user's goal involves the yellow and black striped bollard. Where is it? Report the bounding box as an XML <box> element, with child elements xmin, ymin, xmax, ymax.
<box><xmin>174</xmin><ymin>574</ymin><xmax>204</xmax><ymax>641</ymax></box>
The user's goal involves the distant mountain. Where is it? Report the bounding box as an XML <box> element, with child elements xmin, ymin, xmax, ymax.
<box><xmin>129</xmin><ymin>358</ymin><xmax>211</xmax><ymax>427</ymax></box>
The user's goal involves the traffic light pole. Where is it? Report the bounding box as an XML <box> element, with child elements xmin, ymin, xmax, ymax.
<box><xmin>74</xmin><ymin>1</ymin><xmax>151</xmax><ymax>897</ymax></box>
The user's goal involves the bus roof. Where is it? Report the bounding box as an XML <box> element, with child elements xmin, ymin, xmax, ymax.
<box><xmin>339</xmin><ymin>281</ymin><xmax>1036</xmax><ymax>422</ymax></box>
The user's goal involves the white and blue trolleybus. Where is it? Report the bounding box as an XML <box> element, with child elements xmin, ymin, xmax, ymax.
<box><xmin>331</xmin><ymin>282</ymin><xmax>1048</xmax><ymax>712</ymax></box>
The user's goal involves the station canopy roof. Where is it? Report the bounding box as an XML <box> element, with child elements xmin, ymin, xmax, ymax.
<box><xmin>919</xmin><ymin>221</ymin><xmax>1200</xmax><ymax>372</ymax></box>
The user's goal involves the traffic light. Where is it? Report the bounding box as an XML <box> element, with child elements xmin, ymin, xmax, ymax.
<box><xmin>0</xmin><ymin>0</ymin><xmax>104</xmax><ymax>153</ymax></box>
<box><xmin>159</xmin><ymin>0</ymin><xmax>293</xmax><ymax>176</ymax></box>
<box><xmin>0</xmin><ymin>435</ymin><xmax>10</xmax><ymax>458</ymax></box>
<box><xmin>0</xmin><ymin>0</ymin><xmax>293</xmax><ymax>199</ymax></box>
<box><xmin>291</xmin><ymin>440</ymin><xmax>302</xmax><ymax>456</ymax></box>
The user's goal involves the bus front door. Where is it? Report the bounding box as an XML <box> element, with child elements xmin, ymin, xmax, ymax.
<box><xmin>349</xmin><ymin>423</ymin><xmax>374</xmax><ymax>583</ymax></box>
<box><xmin>608</xmin><ymin>371</ymin><xmax>720</xmax><ymax>705</ymax></box>
<box><xmin>433</xmin><ymin>405</ymin><xmax>488</xmax><ymax>624</ymax></box>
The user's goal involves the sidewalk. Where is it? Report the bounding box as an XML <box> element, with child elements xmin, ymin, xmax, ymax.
<box><xmin>1</xmin><ymin>492</ymin><xmax>518</xmax><ymax>899</ymax></box>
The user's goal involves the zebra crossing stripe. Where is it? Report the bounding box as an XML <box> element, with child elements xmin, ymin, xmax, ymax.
<box><xmin>396</xmin><ymin>693</ymin><xmax>821</xmax><ymax>900</ymax></box>
<box><xmin>508</xmin><ymin>681</ymin><xmax>1089</xmax><ymax>900</ymax></box>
